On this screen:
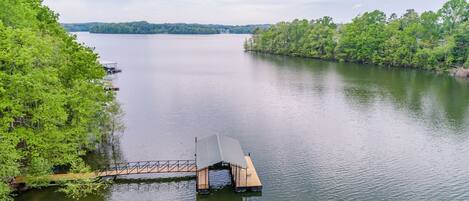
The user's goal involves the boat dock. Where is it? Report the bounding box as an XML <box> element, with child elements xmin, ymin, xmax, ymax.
<box><xmin>100</xmin><ymin>60</ymin><xmax>121</xmax><ymax>91</ymax></box>
<box><xmin>231</xmin><ymin>156</ymin><xmax>262</xmax><ymax>192</ymax></box>
<box><xmin>14</xmin><ymin>135</ymin><xmax>262</xmax><ymax>194</ymax></box>
<box><xmin>196</xmin><ymin>155</ymin><xmax>262</xmax><ymax>193</ymax></box>
<box><xmin>195</xmin><ymin>135</ymin><xmax>262</xmax><ymax>193</ymax></box>
<box><xmin>100</xmin><ymin>61</ymin><xmax>122</xmax><ymax>74</ymax></box>
<box><xmin>15</xmin><ymin>160</ymin><xmax>197</xmax><ymax>184</ymax></box>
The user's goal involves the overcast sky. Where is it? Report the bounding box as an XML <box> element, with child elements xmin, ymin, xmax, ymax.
<box><xmin>43</xmin><ymin>0</ymin><xmax>448</xmax><ymax>25</ymax></box>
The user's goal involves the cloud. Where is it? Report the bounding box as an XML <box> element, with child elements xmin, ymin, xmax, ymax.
<box><xmin>352</xmin><ymin>3</ymin><xmax>363</xmax><ymax>9</ymax></box>
<box><xmin>43</xmin><ymin>0</ymin><xmax>448</xmax><ymax>24</ymax></box>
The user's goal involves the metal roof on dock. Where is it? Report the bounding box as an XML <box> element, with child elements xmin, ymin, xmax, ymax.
<box><xmin>196</xmin><ymin>135</ymin><xmax>247</xmax><ymax>169</ymax></box>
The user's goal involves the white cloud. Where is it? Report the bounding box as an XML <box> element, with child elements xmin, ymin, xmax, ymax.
<box><xmin>43</xmin><ymin>0</ymin><xmax>448</xmax><ymax>24</ymax></box>
<box><xmin>352</xmin><ymin>3</ymin><xmax>363</xmax><ymax>9</ymax></box>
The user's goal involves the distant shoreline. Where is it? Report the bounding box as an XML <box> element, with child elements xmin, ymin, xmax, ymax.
<box><xmin>63</xmin><ymin>21</ymin><xmax>270</xmax><ymax>35</ymax></box>
<box><xmin>70</xmin><ymin>31</ymin><xmax>253</xmax><ymax>35</ymax></box>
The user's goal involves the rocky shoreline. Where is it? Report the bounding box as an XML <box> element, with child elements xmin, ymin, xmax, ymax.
<box><xmin>451</xmin><ymin>68</ymin><xmax>469</xmax><ymax>78</ymax></box>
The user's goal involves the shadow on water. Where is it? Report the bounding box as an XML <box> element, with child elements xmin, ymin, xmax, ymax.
<box><xmin>13</xmin><ymin>187</ymin><xmax>108</xmax><ymax>201</ymax></box>
<box><xmin>249</xmin><ymin>53</ymin><xmax>469</xmax><ymax>133</ymax></box>
<box><xmin>197</xmin><ymin>187</ymin><xmax>262</xmax><ymax>201</ymax></box>
<box><xmin>111</xmin><ymin>176</ymin><xmax>262</xmax><ymax>201</ymax></box>
<box><xmin>15</xmin><ymin>169</ymin><xmax>262</xmax><ymax>201</ymax></box>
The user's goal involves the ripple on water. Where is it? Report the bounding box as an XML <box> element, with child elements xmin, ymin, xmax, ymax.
<box><xmin>22</xmin><ymin>33</ymin><xmax>466</xmax><ymax>201</ymax></box>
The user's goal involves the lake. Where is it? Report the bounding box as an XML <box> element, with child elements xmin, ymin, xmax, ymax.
<box><xmin>16</xmin><ymin>33</ymin><xmax>469</xmax><ymax>201</ymax></box>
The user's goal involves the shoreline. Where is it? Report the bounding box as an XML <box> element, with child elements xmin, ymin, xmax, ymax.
<box><xmin>245</xmin><ymin>50</ymin><xmax>469</xmax><ymax>79</ymax></box>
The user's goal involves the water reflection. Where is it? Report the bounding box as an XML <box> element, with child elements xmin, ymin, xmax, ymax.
<box><xmin>111</xmin><ymin>179</ymin><xmax>193</xmax><ymax>192</ymax></box>
<box><xmin>17</xmin><ymin>33</ymin><xmax>469</xmax><ymax>201</ymax></box>
<box><xmin>249</xmin><ymin>53</ymin><xmax>469</xmax><ymax>133</ymax></box>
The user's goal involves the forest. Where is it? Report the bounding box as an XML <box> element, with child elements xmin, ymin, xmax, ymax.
<box><xmin>245</xmin><ymin>0</ymin><xmax>468</xmax><ymax>71</ymax></box>
<box><xmin>0</xmin><ymin>0</ymin><xmax>118</xmax><ymax>200</ymax></box>
<box><xmin>63</xmin><ymin>21</ymin><xmax>270</xmax><ymax>34</ymax></box>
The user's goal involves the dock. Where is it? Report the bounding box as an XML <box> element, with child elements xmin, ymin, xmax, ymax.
<box><xmin>195</xmin><ymin>135</ymin><xmax>262</xmax><ymax>193</ymax></box>
<box><xmin>15</xmin><ymin>160</ymin><xmax>196</xmax><ymax>184</ymax></box>
<box><xmin>14</xmin><ymin>135</ymin><xmax>262</xmax><ymax>195</ymax></box>
<box><xmin>231</xmin><ymin>156</ymin><xmax>262</xmax><ymax>192</ymax></box>
<box><xmin>100</xmin><ymin>61</ymin><xmax>122</xmax><ymax>74</ymax></box>
<box><xmin>100</xmin><ymin>60</ymin><xmax>121</xmax><ymax>91</ymax></box>
<box><xmin>196</xmin><ymin>155</ymin><xmax>262</xmax><ymax>193</ymax></box>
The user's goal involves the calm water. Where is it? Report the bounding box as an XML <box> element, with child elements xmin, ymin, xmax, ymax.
<box><xmin>17</xmin><ymin>33</ymin><xmax>469</xmax><ymax>201</ymax></box>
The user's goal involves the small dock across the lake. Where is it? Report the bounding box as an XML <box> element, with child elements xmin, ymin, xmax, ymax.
<box><xmin>100</xmin><ymin>60</ymin><xmax>121</xmax><ymax>91</ymax></box>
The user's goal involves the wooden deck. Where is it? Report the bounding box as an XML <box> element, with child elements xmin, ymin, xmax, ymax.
<box><xmin>230</xmin><ymin>156</ymin><xmax>262</xmax><ymax>192</ymax></box>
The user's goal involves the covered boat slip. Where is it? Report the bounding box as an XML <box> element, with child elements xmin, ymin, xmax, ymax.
<box><xmin>196</xmin><ymin>135</ymin><xmax>262</xmax><ymax>193</ymax></box>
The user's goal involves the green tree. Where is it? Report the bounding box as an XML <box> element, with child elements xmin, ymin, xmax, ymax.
<box><xmin>302</xmin><ymin>17</ymin><xmax>337</xmax><ymax>59</ymax></box>
<box><xmin>0</xmin><ymin>0</ymin><xmax>118</xmax><ymax>199</ymax></box>
<box><xmin>450</xmin><ymin>21</ymin><xmax>469</xmax><ymax>66</ymax></box>
<box><xmin>438</xmin><ymin>0</ymin><xmax>469</xmax><ymax>34</ymax></box>
<box><xmin>336</xmin><ymin>10</ymin><xmax>387</xmax><ymax>63</ymax></box>
<box><xmin>246</xmin><ymin>0</ymin><xmax>467</xmax><ymax>71</ymax></box>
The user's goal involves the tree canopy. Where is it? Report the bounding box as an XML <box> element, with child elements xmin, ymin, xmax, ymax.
<box><xmin>0</xmin><ymin>0</ymin><xmax>117</xmax><ymax>199</ymax></box>
<box><xmin>246</xmin><ymin>0</ymin><xmax>469</xmax><ymax>70</ymax></box>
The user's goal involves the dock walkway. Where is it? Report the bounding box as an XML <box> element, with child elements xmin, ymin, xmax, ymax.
<box><xmin>15</xmin><ymin>135</ymin><xmax>262</xmax><ymax>194</ymax></box>
<box><xmin>15</xmin><ymin>160</ymin><xmax>196</xmax><ymax>184</ymax></box>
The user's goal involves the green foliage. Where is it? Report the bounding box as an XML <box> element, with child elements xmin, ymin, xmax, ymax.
<box><xmin>28</xmin><ymin>157</ymin><xmax>52</xmax><ymax>176</ymax></box>
<box><xmin>247</xmin><ymin>18</ymin><xmax>337</xmax><ymax>60</ymax></box>
<box><xmin>58</xmin><ymin>179</ymin><xmax>111</xmax><ymax>200</ymax></box>
<box><xmin>336</xmin><ymin>10</ymin><xmax>387</xmax><ymax>63</ymax></box>
<box><xmin>465</xmin><ymin>55</ymin><xmax>469</xmax><ymax>68</ymax></box>
<box><xmin>0</xmin><ymin>0</ymin><xmax>118</xmax><ymax>199</ymax></box>
<box><xmin>438</xmin><ymin>0</ymin><xmax>469</xmax><ymax>34</ymax></box>
<box><xmin>247</xmin><ymin>0</ymin><xmax>468</xmax><ymax>71</ymax></box>
<box><xmin>63</xmin><ymin>21</ymin><xmax>270</xmax><ymax>34</ymax></box>
<box><xmin>451</xmin><ymin>21</ymin><xmax>469</xmax><ymax>65</ymax></box>
<box><xmin>0</xmin><ymin>182</ymin><xmax>13</xmax><ymax>201</ymax></box>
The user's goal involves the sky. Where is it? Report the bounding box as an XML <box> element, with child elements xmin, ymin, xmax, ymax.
<box><xmin>43</xmin><ymin>0</ymin><xmax>448</xmax><ymax>25</ymax></box>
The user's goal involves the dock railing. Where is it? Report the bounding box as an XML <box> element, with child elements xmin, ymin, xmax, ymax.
<box><xmin>97</xmin><ymin>160</ymin><xmax>197</xmax><ymax>177</ymax></box>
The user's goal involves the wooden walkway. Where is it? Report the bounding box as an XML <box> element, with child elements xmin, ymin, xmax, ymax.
<box><xmin>15</xmin><ymin>160</ymin><xmax>196</xmax><ymax>184</ymax></box>
<box><xmin>97</xmin><ymin>160</ymin><xmax>196</xmax><ymax>177</ymax></box>
<box><xmin>14</xmin><ymin>146</ymin><xmax>262</xmax><ymax>194</ymax></box>
<box><xmin>15</xmin><ymin>158</ymin><xmax>262</xmax><ymax>194</ymax></box>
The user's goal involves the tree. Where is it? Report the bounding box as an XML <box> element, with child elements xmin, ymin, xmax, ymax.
<box><xmin>450</xmin><ymin>21</ymin><xmax>469</xmax><ymax>66</ymax></box>
<box><xmin>246</xmin><ymin>0</ymin><xmax>466</xmax><ymax>71</ymax></box>
<box><xmin>303</xmin><ymin>17</ymin><xmax>337</xmax><ymax>59</ymax></box>
<box><xmin>0</xmin><ymin>0</ymin><xmax>119</xmax><ymax>199</ymax></box>
<box><xmin>336</xmin><ymin>10</ymin><xmax>387</xmax><ymax>63</ymax></box>
<box><xmin>438</xmin><ymin>0</ymin><xmax>469</xmax><ymax>34</ymax></box>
